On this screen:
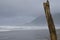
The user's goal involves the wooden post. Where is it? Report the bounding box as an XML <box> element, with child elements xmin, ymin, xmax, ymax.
<box><xmin>43</xmin><ymin>0</ymin><xmax>57</xmax><ymax>40</ymax></box>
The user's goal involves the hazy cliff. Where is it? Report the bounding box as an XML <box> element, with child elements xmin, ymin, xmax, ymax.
<box><xmin>24</xmin><ymin>13</ymin><xmax>60</xmax><ymax>26</ymax></box>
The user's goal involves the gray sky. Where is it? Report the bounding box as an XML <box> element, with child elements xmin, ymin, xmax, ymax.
<box><xmin>0</xmin><ymin>0</ymin><xmax>60</xmax><ymax>26</ymax></box>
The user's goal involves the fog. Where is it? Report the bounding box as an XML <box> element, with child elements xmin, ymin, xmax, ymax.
<box><xmin>0</xmin><ymin>0</ymin><xmax>60</xmax><ymax>26</ymax></box>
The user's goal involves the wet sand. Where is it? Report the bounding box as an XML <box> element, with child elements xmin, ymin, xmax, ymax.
<box><xmin>0</xmin><ymin>30</ymin><xmax>59</xmax><ymax>40</ymax></box>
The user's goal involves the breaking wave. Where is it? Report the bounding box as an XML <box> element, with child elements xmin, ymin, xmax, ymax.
<box><xmin>0</xmin><ymin>26</ymin><xmax>60</xmax><ymax>31</ymax></box>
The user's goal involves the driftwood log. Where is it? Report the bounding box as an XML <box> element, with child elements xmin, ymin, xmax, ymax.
<box><xmin>43</xmin><ymin>0</ymin><xmax>57</xmax><ymax>40</ymax></box>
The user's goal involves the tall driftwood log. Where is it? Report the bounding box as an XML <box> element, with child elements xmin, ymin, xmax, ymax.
<box><xmin>43</xmin><ymin>0</ymin><xmax>57</xmax><ymax>40</ymax></box>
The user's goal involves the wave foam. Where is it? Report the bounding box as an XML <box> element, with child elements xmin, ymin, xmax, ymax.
<box><xmin>0</xmin><ymin>26</ymin><xmax>60</xmax><ymax>31</ymax></box>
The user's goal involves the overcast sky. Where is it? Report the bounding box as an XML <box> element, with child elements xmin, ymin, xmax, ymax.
<box><xmin>0</xmin><ymin>0</ymin><xmax>60</xmax><ymax>26</ymax></box>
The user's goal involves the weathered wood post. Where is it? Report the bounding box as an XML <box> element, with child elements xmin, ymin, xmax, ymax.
<box><xmin>43</xmin><ymin>0</ymin><xmax>57</xmax><ymax>40</ymax></box>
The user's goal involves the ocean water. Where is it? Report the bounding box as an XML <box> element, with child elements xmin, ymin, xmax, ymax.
<box><xmin>0</xmin><ymin>30</ymin><xmax>50</xmax><ymax>40</ymax></box>
<box><xmin>0</xmin><ymin>26</ymin><xmax>50</xmax><ymax>40</ymax></box>
<box><xmin>0</xmin><ymin>26</ymin><xmax>60</xmax><ymax>40</ymax></box>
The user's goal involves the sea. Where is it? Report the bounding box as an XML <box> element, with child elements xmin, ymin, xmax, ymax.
<box><xmin>0</xmin><ymin>26</ymin><xmax>60</xmax><ymax>40</ymax></box>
